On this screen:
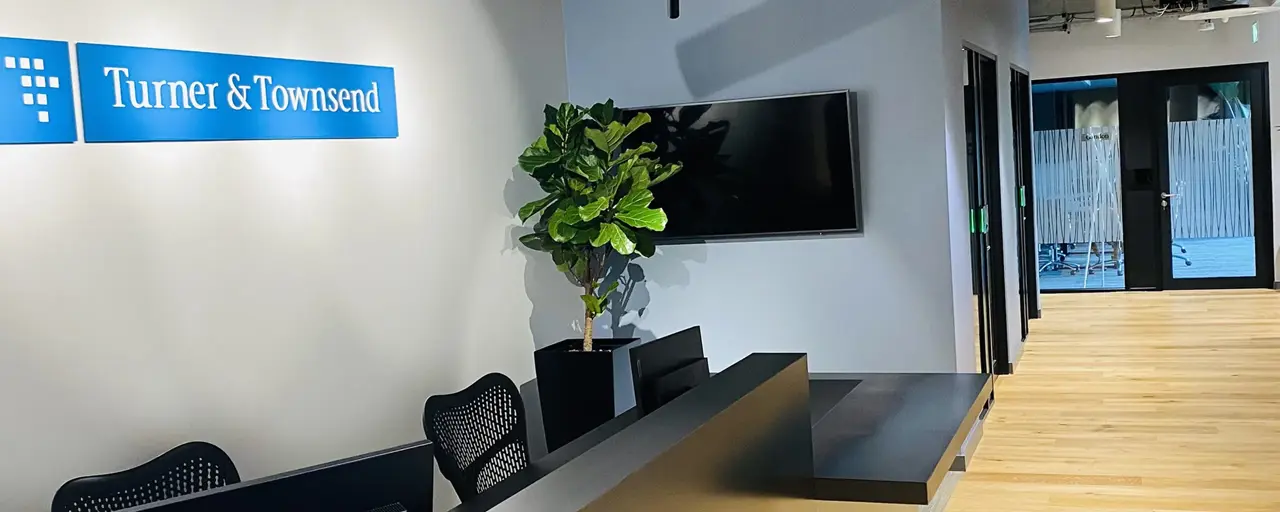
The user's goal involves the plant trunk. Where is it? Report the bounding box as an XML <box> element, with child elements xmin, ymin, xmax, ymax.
<box><xmin>583</xmin><ymin>310</ymin><xmax>594</xmax><ymax>352</ymax></box>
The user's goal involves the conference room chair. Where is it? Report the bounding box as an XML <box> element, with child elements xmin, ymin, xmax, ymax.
<box><xmin>423</xmin><ymin>372</ymin><xmax>530</xmax><ymax>503</ymax></box>
<box><xmin>51</xmin><ymin>441</ymin><xmax>240</xmax><ymax>512</ymax></box>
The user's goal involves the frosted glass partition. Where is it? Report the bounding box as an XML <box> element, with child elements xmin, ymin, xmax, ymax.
<box><xmin>1033</xmin><ymin>126</ymin><xmax>1123</xmax><ymax>247</ymax></box>
<box><xmin>1033</xmin><ymin>126</ymin><xmax>1124</xmax><ymax>290</ymax></box>
<box><xmin>1033</xmin><ymin>118</ymin><xmax>1257</xmax><ymax>289</ymax></box>
<box><xmin>1168</xmin><ymin>118</ymin><xmax>1255</xmax><ymax>240</ymax></box>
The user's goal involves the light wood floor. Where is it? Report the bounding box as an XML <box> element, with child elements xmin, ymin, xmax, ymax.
<box><xmin>948</xmin><ymin>290</ymin><xmax>1280</xmax><ymax>512</ymax></box>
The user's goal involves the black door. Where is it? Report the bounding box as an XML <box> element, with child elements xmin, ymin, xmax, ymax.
<box><xmin>965</xmin><ymin>47</ymin><xmax>1011</xmax><ymax>375</ymax></box>
<box><xmin>1012</xmin><ymin>66</ymin><xmax>1038</xmax><ymax>333</ymax></box>
<box><xmin>1119</xmin><ymin>64</ymin><xmax>1275</xmax><ymax>290</ymax></box>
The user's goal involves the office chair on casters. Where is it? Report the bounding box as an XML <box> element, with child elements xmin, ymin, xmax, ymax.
<box><xmin>1173</xmin><ymin>242</ymin><xmax>1193</xmax><ymax>266</ymax></box>
<box><xmin>51</xmin><ymin>442</ymin><xmax>240</xmax><ymax>512</ymax></box>
<box><xmin>423</xmin><ymin>372</ymin><xmax>530</xmax><ymax>503</ymax></box>
<box><xmin>1039</xmin><ymin>243</ymin><xmax>1082</xmax><ymax>275</ymax></box>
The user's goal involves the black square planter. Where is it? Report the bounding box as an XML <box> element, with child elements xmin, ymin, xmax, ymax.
<box><xmin>534</xmin><ymin>338</ymin><xmax>638</xmax><ymax>453</ymax></box>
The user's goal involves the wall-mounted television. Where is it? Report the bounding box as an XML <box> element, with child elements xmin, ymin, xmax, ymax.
<box><xmin>624</xmin><ymin>91</ymin><xmax>861</xmax><ymax>241</ymax></box>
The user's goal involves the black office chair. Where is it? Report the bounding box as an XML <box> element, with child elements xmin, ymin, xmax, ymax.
<box><xmin>51</xmin><ymin>442</ymin><xmax>240</xmax><ymax>512</ymax></box>
<box><xmin>422</xmin><ymin>373</ymin><xmax>530</xmax><ymax>503</ymax></box>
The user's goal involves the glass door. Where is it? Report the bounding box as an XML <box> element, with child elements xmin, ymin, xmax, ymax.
<box><xmin>1155</xmin><ymin>66</ymin><xmax>1274</xmax><ymax>289</ymax></box>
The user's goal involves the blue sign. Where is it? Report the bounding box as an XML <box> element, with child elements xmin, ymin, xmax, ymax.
<box><xmin>75</xmin><ymin>43</ymin><xmax>398</xmax><ymax>143</ymax></box>
<box><xmin>0</xmin><ymin>36</ymin><xmax>78</xmax><ymax>144</ymax></box>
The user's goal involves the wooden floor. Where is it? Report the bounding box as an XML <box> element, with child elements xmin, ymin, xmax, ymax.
<box><xmin>948</xmin><ymin>290</ymin><xmax>1280</xmax><ymax>512</ymax></box>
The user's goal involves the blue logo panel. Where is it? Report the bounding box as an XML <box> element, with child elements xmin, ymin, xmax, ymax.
<box><xmin>76</xmin><ymin>43</ymin><xmax>398</xmax><ymax>143</ymax></box>
<box><xmin>0</xmin><ymin>37</ymin><xmax>78</xmax><ymax>144</ymax></box>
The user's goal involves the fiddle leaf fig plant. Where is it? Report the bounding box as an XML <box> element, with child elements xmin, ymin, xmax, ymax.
<box><xmin>517</xmin><ymin>101</ymin><xmax>682</xmax><ymax>352</ymax></box>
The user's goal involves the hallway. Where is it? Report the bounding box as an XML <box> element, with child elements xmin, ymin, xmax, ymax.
<box><xmin>948</xmin><ymin>290</ymin><xmax>1280</xmax><ymax>511</ymax></box>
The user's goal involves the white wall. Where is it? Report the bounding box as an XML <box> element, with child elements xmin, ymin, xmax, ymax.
<box><xmin>0</xmin><ymin>1</ymin><xmax>571</xmax><ymax>510</ymax></box>
<box><xmin>942</xmin><ymin>0</ymin><xmax>1031</xmax><ymax>370</ymax></box>
<box><xmin>563</xmin><ymin>0</ymin><xmax>976</xmax><ymax>373</ymax></box>
<box><xmin>1032</xmin><ymin>15</ymin><xmax>1280</xmax><ymax>281</ymax></box>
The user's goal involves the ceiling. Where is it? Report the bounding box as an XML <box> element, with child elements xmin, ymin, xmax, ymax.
<box><xmin>1029</xmin><ymin>0</ymin><xmax>1167</xmax><ymax>19</ymax></box>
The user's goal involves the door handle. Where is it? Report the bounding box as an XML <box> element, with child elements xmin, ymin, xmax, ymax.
<box><xmin>1161</xmin><ymin>193</ymin><xmax>1178</xmax><ymax>199</ymax></box>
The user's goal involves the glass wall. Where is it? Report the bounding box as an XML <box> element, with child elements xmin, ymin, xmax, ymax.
<box><xmin>1032</xmin><ymin>80</ymin><xmax>1125</xmax><ymax>291</ymax></box>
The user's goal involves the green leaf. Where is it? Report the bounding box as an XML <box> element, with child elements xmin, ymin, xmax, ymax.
<box><xmin>548</xmin><ymin>207</ymin><xmax>580</xmax><ymax>243</ymax></box>
<box><xmin>544</xmin><ymin>104</ymin><xmax>559</xmax><ymax>128</ymax></box>
<box><xmin>625</xmin><ymin>111</ymin><xmax>651</xmax><ymax>135</ymax></box>
<box><xmin>584</xmin><ymin>126</ymin><xmax>619</xmax><ymax>154</ymax></box>
<box><xmin>593</xmin><ymin>170</ymin><xmax>625</xmax><ymax>203</ymax></box>
<box><xmin>615</xmin><ymin>187</ymin><xmax>654</xmax><ymax>213</ymax></box>
<box><xmin>519</xmin><ymin>195</ymin><xmax>557</xmax><ymax>223</ymax></box>
<box><xmin>629</xmin><ymin>159</ymin><xmax>653</xmax><ymax>190</ymax></box>
<box><xmin>568</xmin><ymin>153</ymin><xmax>604</xmax><ymax>182</ymax></box>
<box><xmin>581</xmin><ymin>294</ymin><xmax>604</xmax><ymax>317</ymax></box>
<box><xmin>592</xmin><ymin>222</ymin><xmax>637</xmax><ymax>255</ymax></box>
<box><xmin>566</xmin><ymin>176</ymin><xmax>591</xmax><ymax>194</ymax></box>
<box><xmin>602</xmin><ymin>281</ymin><xmax>620</xmax><ymax>298</ymax></box>
<box><xmin>519</xmin><ymin>233</ymin><xmax>551</xmax><ymax>252</ymax></box>
<box><xmin>552</xmin><ymin>249</ymin><xmax>572</xmax><ymax>272</ymax></box>
<box><xmin>518</xmin><ymin>136</ymin><xmax>562</xmax><ymax>172</ymax></box>
<box><xmin>616</xmin><ymin>207</ymin><xmax>668</xmax><ymax>231</ymax></box>
<box><xmin>611</xmin><ymin>142</ymin><xmax>657</xmax><ymax>167</ymax></box>
<box><xmin>544</xmin><ymin>124</ymin><xmax>564</xmax><ymax>147</ymax></box>
<box><xmin>585</xmin><ymin>112</ymin><xmax>650</xmax><ymax>154</ymax></box>
<box><xmin>588</xmin><ymin>99</ymin><xmax>618</xmax><ymax>126</ymax></box>
<box><xmin>557</xmin><ymin>103</ymin><xmax>584</xmax><ymax>131</ymax></box>
<box><xmin>651</xmin><ymin>163</ymin><xmax>682</xmax><ymax>186</ymax></box>
<box><xmin>616</xmin><ymin>223</ymin><xmax>640</xmax><ymax>255</ymax></box>
<box><xmin>579</xmin><ymin>196</ymin><xmax>609</xmax><ymax>222</ymax></box>
<box><xmin>590</xmin><ymin>223</ymin><xmax>613</xmax><ymax>248</ymax></box>
<box><xmin>635</xmin><ymin>230</ymin><xmax>656</xmax><ymax>258</ymax></box>
<box><xmin>571</xmin><ymin>226</ymin><xmax>597</xmax><ymax>245</ymax></box>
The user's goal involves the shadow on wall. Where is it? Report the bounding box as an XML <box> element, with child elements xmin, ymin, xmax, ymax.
<box><xmin>502</xmin><ymin>167</ymin><xmax>581</xmax><ymax>349</ymax></box>
<box><xmin>676</xmin><ymin>0</ymin><xmax>918</xmax><ymax>98</ymax></box>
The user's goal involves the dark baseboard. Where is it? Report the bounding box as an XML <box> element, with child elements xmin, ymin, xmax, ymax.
<box><xmin>1274</xmin><ymin>281</ymin><xmax>1280</xmax><ymax>291</ymax></box>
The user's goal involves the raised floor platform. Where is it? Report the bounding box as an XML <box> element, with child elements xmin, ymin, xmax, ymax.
<box><xmin>809</xmin><ymin>373</ymin><xmax>992</xmax><ymax>506</ymax></box>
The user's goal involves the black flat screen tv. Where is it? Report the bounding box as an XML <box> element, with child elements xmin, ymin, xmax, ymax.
<box><xmin>624</xmin><ymin>91</ymin><xmax>861</xmax><ymax>241</ymax></box>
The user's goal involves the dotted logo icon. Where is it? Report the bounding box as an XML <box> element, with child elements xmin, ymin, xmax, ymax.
<box><xmin>0</xmin><ymin>36</ymin><xmax>77</xmax><ymax>144</ymax></box>
<box><xmin>4</xmin><ymin>55</ymin><xmax>62</xmax><ymax>123</ymax></box>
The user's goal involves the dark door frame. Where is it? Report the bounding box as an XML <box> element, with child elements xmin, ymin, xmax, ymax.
<box><xmin>1149</xmin><ymin>64</ymin><xmax>1274</xmax><ymax>290</ymax></box>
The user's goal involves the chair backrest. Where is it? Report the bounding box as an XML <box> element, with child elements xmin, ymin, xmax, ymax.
<box><xmin>51</xmin><ymin>442</ymin><xmax>240</xmax><ymax>512</ymax></box>
<box><xmin>422</xmin><ymin>373</ymin><xmax>530</xmax><ymax>502</ymax></box>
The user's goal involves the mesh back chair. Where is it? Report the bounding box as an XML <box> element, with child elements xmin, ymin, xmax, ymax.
<box><xmin>422</xmin><ymin>373</ymin><xmax>530</xmax><ymax>502</ymax></box>
<box><xmin>52</xmin><ymin>442</ymin><xmax>240</xmax><ymax>512</ymax></box>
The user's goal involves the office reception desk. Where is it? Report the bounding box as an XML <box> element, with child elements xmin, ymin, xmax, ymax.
<box><xmin>119</xmin><ymin>441</ymin><xmax>434</xmax><ymax>512</ymax></box>
<box><xmin>111</xmin><ymin>356</ymin><xmax>986</xmax><ymax>511</ymax></box>
<box><xmin>452</xmin><ymin>352</ymin><xmax>814</xmax><ymax>512</ymax></box>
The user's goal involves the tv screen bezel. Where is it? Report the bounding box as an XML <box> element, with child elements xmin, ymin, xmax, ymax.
<box><xmin>622</xmin><ymin>90</ymin><xmax>863</xmax><ymax>243</ymax></box>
